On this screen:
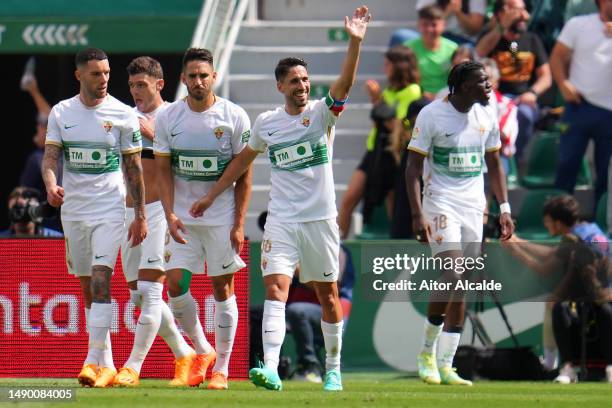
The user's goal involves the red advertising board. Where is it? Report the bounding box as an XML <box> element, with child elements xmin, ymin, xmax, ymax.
<box><xmin>0</xmin><ymin>238</ymin><xmax>249</xmax><ymax>379</ymax></box>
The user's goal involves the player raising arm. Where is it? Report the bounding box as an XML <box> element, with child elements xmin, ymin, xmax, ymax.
<box><xmin>190</xmin><ymin>6</ymin><xmax>371</xmax><ymax>392</ymax></box>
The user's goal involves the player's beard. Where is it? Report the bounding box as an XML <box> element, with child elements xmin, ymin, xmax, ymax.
<box><xmin>509</xmin><ymin>19</ymin><xmax>527</xmax><ymax>34</ymax></box>
<box><xmin>188</xmin><ymin>86</ymin><xmax>207</xmax><ymax>101</ymax></box>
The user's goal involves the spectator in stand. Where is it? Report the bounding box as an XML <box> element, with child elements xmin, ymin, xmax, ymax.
<box><xmin>481</xmin><ymin>57</ymin><xmax>518</xmax><ymax>176</ymax></box>
<box><xmin>406</xmin><ymin>5</ymin><xmax>458</xmax><ymax>99</ymax></box>
<box><xmin>551</xmin><ymin>0</ymin><xmax>612</xmax><ymax>206</ymax></box>
<box><xmin>475</xmin><ymin>0</ymin><xmax>552</xmax><ymax>162</ymax></box>
<box><xmin>389</xmin><ymin>98</ymin><xmax>430</xmax><ymax>239</ymax></box>
<box><xmin>19</xmin><ymin>59</ymin><xmax>63</xmax><ymax>232</ymax></box>
<box><xmin>337</xmin><ymin>46</ymin><xmax>421</xmax><ymax>239</ymax></box>
<box><xmin>0</xmin><ymin>186</ymin><xmax>62</xmax><ymax>237</ymax></box>
<box><xmin>416</xmin><ymin>0</ymin><xmax>486</xmax><ymax>45</ymax></box>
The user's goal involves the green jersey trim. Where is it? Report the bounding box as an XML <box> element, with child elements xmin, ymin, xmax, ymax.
<box><xmin>62</xmin><ymin>141</ymin><xmax>120</xmax><ymax>174</ymax></box>
<box><xmin>171</xmin><ymin>149</ymin><xmax>230</xmax><ymax>181</ymax></box>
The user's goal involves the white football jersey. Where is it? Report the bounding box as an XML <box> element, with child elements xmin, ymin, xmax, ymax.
<box><xmin>408</xmin><ymin>98</ymin><xmax>501</xmax><ymax>210</ymax></box>
<box><xmin>154</xmin><ymin>97</ymin><xmax>250</xmax><ymax>226</ymax></box>
<box><xmin>248</xmin><ymin>98</ymin><xmax>337</xmax><ymax>222</ymax></box>
<box><xmin>46</xmin><ymin>94</ymin><xmax>141</xmax><ymax>221</ymax></box>
<box><xmin>134</xmin><ymin>101</ymin><xmax>170</xmax><ymax>150</ymax></box>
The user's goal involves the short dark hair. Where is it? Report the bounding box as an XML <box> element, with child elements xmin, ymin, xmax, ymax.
<box><xmin>542</xmin><ymin>195</ymin><xmax>580</xmax><ymax>227</ymax></box>
<box><xmin>447</xmin><ymin>61</ymin><xmax>485</xmax><ymax>95</ymax></box>
<box><xmin>8</xmin><ymin>186</ymin><xmax>40</xmax><ymax>204</ymax></box>
<box><xmin>493</xmin><ymin>0</ymin><xmax>506</xmax><ymax>15</ymax></box>
<box><xmin>384</xmin><ymin>46</ymin><xmax>420</xmax><ymax>90</ymax></box>
<box><xmin>75</xmin><ymin>48</ymin><xmax>108</xmax><ymax>67</ymax></box>
<box><xmin>126</xmin><ymin>56</ymin><xmax>163</xmax><ymax>79</ymax></box>
<box><xmin>274</xmin><ymin>57</ymin><xmax>307</xmax><ymax>81</ymax></box>
<box><xmin>182</xmin><ymin>48</ymin><xmax>213</xmax><ymax>70</ymax></box>
<box><xmin>418</xmin><ymin>5</ymin><xmax>445</xmax><ymax>20</ymax></box>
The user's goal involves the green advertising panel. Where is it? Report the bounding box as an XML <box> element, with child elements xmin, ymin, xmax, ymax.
<box><xmin>250</xmin><ymin>240</ymin><xmax>548</xmax><ymax>371</ymax></box>
<box><xmin>0</xmin><ymin>0</ymin><xmax>202</xmax><ymax>53</ymax></box>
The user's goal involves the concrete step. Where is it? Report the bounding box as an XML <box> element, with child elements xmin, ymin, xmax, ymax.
<box><xmin>229</xmin><ymin>45</ymin><xmax>386</xmax><ymax>75</ymax></box>
<box><xmin>241</xmin><ymin>102</ymin><xmax>373</xmax><ymax>130</ymax></box>
<box><xmin>227</xmin><ymin>74</ymin><xmax>384</xmax><ymax>104</ymax></box>
<box><xmin>238</xmin><ymin>20</ymin><xmax>415</xmax><ymax>47</ymax></box>
<box><xmin>251</xmin><ymin>157</ymin><xmax>360</xmax><ymax>184</ymax></box>
<box><xmin>260</xmin><ymin>0</ymin><xmax>419</xmax><ymax>22</ymax></box>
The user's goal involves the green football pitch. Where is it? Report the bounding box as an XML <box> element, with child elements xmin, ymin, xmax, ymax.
<box><xmin>1</xmin><ymin>373</ymin><xmax>611</xmax><ymax>408</ymax></box>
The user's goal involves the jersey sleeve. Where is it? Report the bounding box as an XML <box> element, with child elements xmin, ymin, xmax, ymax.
<box><xmin>319</xmin><ymin>96</ymin><xmax>339</xmax><ymax>126</ymax></box>
<box><xmin>45</xmin><ymin>105</ymin><xmax>63</xmax><ymax>148</ymax></box>
<box><xmin>485</xmin><ymin>108</ymin><xmax>502</xmax><ymax>152</ymax></box>
<box><xmin>120</xmin><ymin>110</ymin><xmax>142</xmax><ymax>154</ymax></box>
<box><xmin>247</xmin><ymin>114</ymin><xmax>267</xmax><ymax>153</ymax></box>
<box><xmin>232</xmin><ymin>107</ymin><xmax>251</xmax><ymax>155</ymax></box>
<box><xmin>153</xmin><ymin>110</ymin><xmax>171</xmax><ymax>156</ymax></box>
<box><xmin>407</xmin><ymin>108</ymin><xmax>434</xmax><ymax>156</ymax></box>
<box><xmin>557</xmin><ymin>16</ymin><xmax>578</xmax><ymax>50</ymax></box>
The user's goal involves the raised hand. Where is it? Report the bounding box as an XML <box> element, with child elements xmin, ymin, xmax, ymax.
<box><xmin>344</xmin><ymin>5</ymin><xmax>372</xmax><ymax>42</ymax></box>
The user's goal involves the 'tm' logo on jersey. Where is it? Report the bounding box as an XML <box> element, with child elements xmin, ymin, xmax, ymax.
<box><xmin>214</xmin><ymin>127</ymin><xmax>224</xmax><ymax>139</ymax></box>
<box><xmin>103</xmin><ymin>121</ymin><xmax>113</xmax><ymax>133</ymax></box>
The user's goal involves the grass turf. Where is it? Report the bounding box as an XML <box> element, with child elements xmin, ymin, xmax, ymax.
<box><xmin>1</xmin><ymin>373</ymin><xmax>611</xmax><ymax>408</ymax></box>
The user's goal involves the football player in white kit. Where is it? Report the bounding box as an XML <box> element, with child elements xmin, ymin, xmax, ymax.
<box><xmin>112</xmin><ymin>56</ymin><xmax>196</xmax><ymax>387</ymax></box>
<box><xmin>42</xmin><ymin>48</ymin><xmax>147</xmax><ymax>387</ymax></box>
<box><xmin>155</xmin><ymin>48</ymin><xmax>252</xmax><ymax>390</ymax></box>
<box><xmin>406</xmin><ymin>61</ymin><xmax>514</xmax><ymax>386</ymax></box>
<box><xmin>189</xmin><ymin>6</ymin><xmax>372</xmax><ymax>392</ymax></box>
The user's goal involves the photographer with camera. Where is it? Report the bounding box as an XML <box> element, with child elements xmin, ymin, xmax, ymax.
<box><xmin>1</xmin><ymin>186</ymin><xmax>61</xmax><ymax>237</ymax></box>
<box><xmin>501</xmin><ymin>195</ymin><xmax>612</xmax><ymax>383</ymax></box>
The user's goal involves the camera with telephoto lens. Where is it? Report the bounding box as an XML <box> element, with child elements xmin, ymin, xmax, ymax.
<box><xmin>8</xmin><ymin>189</ymin><xmax>54</xmax><ymax>225</ymax></box>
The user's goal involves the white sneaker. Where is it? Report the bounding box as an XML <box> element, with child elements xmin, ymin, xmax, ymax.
<box><xmin>554</xmin><ymin>364</ymin><xmax>577</xmax><ymax>384</ymax></box>
<box><xmin>606</xmin><ymin>365</ymin><xmax>612</xmax><ymax>383</ymax></box>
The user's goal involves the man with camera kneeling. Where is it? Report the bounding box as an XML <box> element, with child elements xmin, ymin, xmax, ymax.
<box><xmin>1</xmin><ymin>186</ymin><xmax>61</xmax><ymax>237</ymax></box>
<box><xmin>502</xmin><ymin>195</ymin><xmax>612</xmax><ymax>383</ymax></box>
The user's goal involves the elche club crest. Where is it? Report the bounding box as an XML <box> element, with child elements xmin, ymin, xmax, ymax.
<box><xmin>301</xmin><ymin>116</ymin><xmax>310</xmax><ymax>127</ymax></box>
<box><xmin>103</xmin><ymin>121</ymin><xmax>113</xmax><ymax>133</ymax></box>
<box><xmin>214</xmin><ymin>127</ymin><xmax>224</xmax><ymax>139</ymax></box>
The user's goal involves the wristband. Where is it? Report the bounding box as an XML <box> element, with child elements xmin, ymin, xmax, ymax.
<box><xmin>500</xmin><ymin>202</ymin><xmax>511</xmax><ymax>215</ymax></box>
<box><xmin>527</xmin><ymin>88</ymin><xmax>538</xmax><ymax>97</ymax></box>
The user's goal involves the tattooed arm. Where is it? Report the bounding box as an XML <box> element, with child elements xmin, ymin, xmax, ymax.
<box><xmin>42</xmin><ymin>144</ymin><xmax>65</xmax><ymax>207</ymax></box>
<box><xmin>123</xmin><ymin>152</ymin><xmax>147</xmax><ymax>246</ymax></box>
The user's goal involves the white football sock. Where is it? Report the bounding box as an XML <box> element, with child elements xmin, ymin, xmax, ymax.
<box><xmin>83</xmin><ymin>307</ymin><xmax>97</xmax><ymax>366</ymax></box>
<box><xmin>262</xmin><ymin>300</ymin><xmax>286</xmax><ymax>373</ymax></box>
<box><xmin>125</xmin><ymin>281</ymin><xmax>163</xmax><ymax>373</ymax></box>
<box><xmin>421</xmin><ymin>320</ymin><xmax>443</xmax><ymax>355</ymax></box>
<box><xmin>212</xmin><ymin>295</ymin><xmax>239</xmax><ymax>376</ymax></box>
<box><xmin>169</xmin><ymin>291</ymin><xmax>213</xmax><ymax>355</ymax></box>
<box><xmin>157</xmin><ymin>301</ymin><xmax>194</xmax><ymax>359</ymax></box>
<box><xmin>437</xmin><ymin>332</ymin><xmax>461</xmax><ymax>369</ymax></box>
<box><xmin>321</xmin><ymin>320</ymin><xmax>343</xmax><ymax>372</ymax></box>
<box><xmin>87</xmin><ymin>303</ymin><xmax>114</xmax><ymax>369</ymax></box>
<box><xmin>100</xmin><ymin>332</ymin><xmax>115</xmax><ymax>369</ymax></box>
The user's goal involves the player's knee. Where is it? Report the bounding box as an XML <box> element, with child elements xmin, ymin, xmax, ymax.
<box><xmin>167</xmin><ymin>269</ymin><xmax>192</xmax><ymax>297</ymax></box>
<box><xmin>211</xmin><ymin>279</ymin><xmax>232</xmax><ymax>301</ymax></box>
<box><xmin>265</xmin><ymin>284</ymin><xmax>288</xmax><ymax>302</ymax></box>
